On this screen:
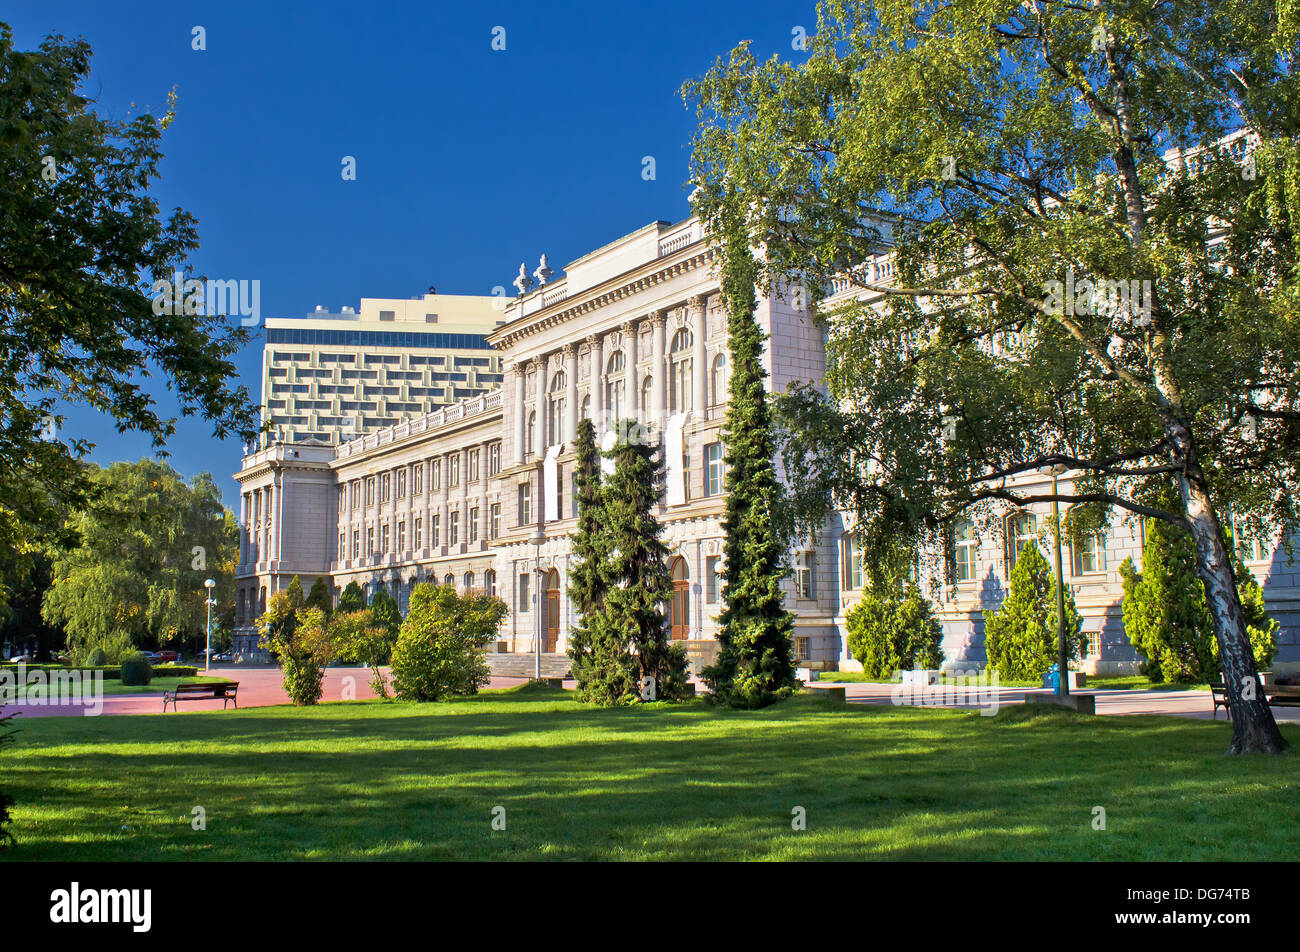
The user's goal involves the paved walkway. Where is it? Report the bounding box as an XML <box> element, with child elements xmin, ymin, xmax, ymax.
<box><xmin>7</xmin><ymin>665</ymin><xmax>1297</xmax><ymax>723</ymax></box>
<box><xmin>816</xmin><ymin>679</ymin><xmax>1300</xmax><ymax>722</ymax></box>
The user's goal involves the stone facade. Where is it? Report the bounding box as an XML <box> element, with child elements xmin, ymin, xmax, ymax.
<box><xmin>234</xmin><ymin>215</ymin><xmax>1300</xmax><ymax>674</ymax></box>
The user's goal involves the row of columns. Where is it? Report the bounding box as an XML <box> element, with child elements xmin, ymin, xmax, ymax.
<box><xmin>512</xmin><ymin>295</ymin><xmax>710</xmax><ymax>465</ymax></box>
<box><xmin>240</xmin><ymin>486</ymin><xmax>274</xmax><ymax>567</ymax></box>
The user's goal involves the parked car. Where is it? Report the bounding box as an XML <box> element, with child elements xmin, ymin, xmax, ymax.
<box><xmin>140</xmin><ymin>651</ymin><xmax>162</xmax><ymax>664</ymax></box>
<box><xmin>157</xmin><ymin>650</ymin><xmax>179</xmax><ymax>664</ymax></box>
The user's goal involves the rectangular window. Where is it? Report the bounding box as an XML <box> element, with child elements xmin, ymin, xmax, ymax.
<box><xmin>706</xmin><ymin>443</ymin><xmax>725</xmax><ymax>496</ymax></box>
<box><xmin>350</xmin><ymin>481</ymin><xmax>359</xmax><ymax>510</ymax></box>
<box><xmin>396</xmin><ymin>468</ymin><xmax>407</xmax><ymax>499</ymax></box>
<box><xmin>1086</xmin><ymin>630</ymin><xmax>1101</xmax><ymax>658</ymax></box>
<box><xmin>380</xmin><ymin>523</ymin><xmax>390</xmax><ymax>553</ymax></box>
<box><xmin>432</xmin><ymin>459</ymin><xmax>441</xmax><ymax>491</ymax></box>
<box><xmin>706</xmin><ymin>555</ymin><xmax>721</xmax><ymax>604</ymax></box>
<box><xmin>397</xmin><ymin>520</ymin><xmax>406</xmax><ymax>552</ymax></box>
<box><xmin>338</xmin><ymin>532</ymin><xmax>346</xmax><ymax>560</ymax></box>
<box><xmin>470</xmin><ymin>506</ymin><xmax>480</xmax><ymax>543</ymax></box>
<box><xmin>488</xmin><ymin>442</ymin><xmax>501</xmax><ymax>476</ymax></box>
<box><xmin>953</xmin><ymin>518</ymin><xmax>977</xmax><ymax>583</ymax></box>
<box><xmin>489</xmin><ymin>502</ymin><xmax>501</xmax><ymax>539</ymax></box>
<box><xmin>840</xmin><ymin>534</ymin><xmax>862</xmax><ymax>591</ymax></box>
<box><xmin>352</xmin><ymin>529</ymin><xmax>359</xmax><ymax>559</ymax></box>
<box><xmin>794</xmin><ymin>552</ymin><xmax>815</xmax><ymax>599</ymax></box>
<box><xmin>519</xmin><ymin>482</ymin><xmax>532</xmax><ymax>526</ymax></box>
<box><xmin>682</xmin><ymin>451</ymin><xmax>691</xmax><ymax>502</ymax></box>
<box><xmin>432</xmin><ymin>514</ymin><xmax>441</xmax><ymax>547</ymax></box>
<box><xmin>366</xmin><ymin>526</ymin><xmax>374</xmax><ymax>554</ymax></box>
<box><xmin>413</xmin><ymin>463</ymin><xmax>423</xmax><ymax>495</ymax></box>
<box><xmin>1071</xmin><ymin>532</ymin><xmax>1106</xmax><ymax>575</ymax></box>
<box><xmin>337</xmin><ymin>487</ymin><xmax>346</xmax><ymax>513</ymax></box>
<box><xmin>449</xmin><ymin>510</ymin><xmax>460</xmax><ymax>545</ymax></box>
<box><xmin>448</xmin><ymin>453</ymin><xmax>460</xmax><ymax>487</ymax></box>
<box><xmin>365</xmin><ymin>477</ymin><xmax>375</xmax><ymax>506</ymax></box>
<box><xmin>414</xmin><ymin>517</ymin><xmax>423</xmax><ymax>550</ymax></box>
<box><xmin>468</xmin><ymin>448</ymin><xmax>480</xmax><ymax>483</ymax></box>
<box><xmin>519</xmin><ymin>572</ymin><xmax>531</xmax><ymax>612</ymax></box>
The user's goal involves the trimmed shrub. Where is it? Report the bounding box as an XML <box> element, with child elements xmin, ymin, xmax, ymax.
<box><xmin>846</xmin><ymin>580</ymin><xmax>945</xmax><ymax>679</ymax></box>
<box><xmin>85</xmin><ymin>647</ymin><xmax>108</xmax><ymax>666</ymax></box>
<box><xmin>984</xmin><ymin>543</ymin><xmax>1086</xmax><ymax>680</ymax></box>
<box><xmin>119</xmin><ymin>653</ymin><xmax>152</xmax><ymax>686</ymax></box>
<box><xmin>392</xmin><ymin>583</ymin><xmax>507</xmax><ymax>702</ymax></box>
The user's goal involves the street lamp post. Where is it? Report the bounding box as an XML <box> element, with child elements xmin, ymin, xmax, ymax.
<box><xmin>1050</xmin><ymin>468</ymin><xmax>1069</xmax><ymax>697</ymax></box>
<box><xmin>204</xmin><ymin>578</ymin><xmax>216</xmax><ymax>673</ymax></box>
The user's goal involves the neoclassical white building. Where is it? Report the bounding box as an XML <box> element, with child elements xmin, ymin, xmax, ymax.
<box><xmin>233</xmin><ymin>215</ymin><xmax>1300</xmax><ymax>676</ymax></box>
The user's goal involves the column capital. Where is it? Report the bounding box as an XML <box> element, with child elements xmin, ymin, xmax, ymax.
<box><xmin>650</xmin><ymin>310</ymin><xmax>669</xmax><ymax>328</ymax></box>
<box><xmin>621</xmin><ymin>319</ymin><xmax>637</xmax><ymax>337</ymax></box>
<box><xmin>562</xmin><ymin>342</ymin><xmax>577</xmax><ymax>359</ymax></box>
<box><xmin>687</xmin><ymin>294</ymin><xmax>708</xmax><ymax>313</ymax></box>
<box><xmin>584</xmin><ymin>333</ymin><xmax>600</xmax><ymax>349</ymax></box>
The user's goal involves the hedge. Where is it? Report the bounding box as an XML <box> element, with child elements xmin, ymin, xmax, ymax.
<box><xmin>0</xmin><ymin>664</ymin><xmax>199</xmax><ymax>679</ymax></box>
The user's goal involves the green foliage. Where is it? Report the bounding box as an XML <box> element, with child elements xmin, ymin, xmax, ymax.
<box><xmin>0</xmin><ymin>24</ymin><xmax>258</xmax><ymax>593</ymax></box>
<box><xmin>258</xmin><ymin>577</ymin><xmax>332</xmax><ymax>706</ymax></box>
<box><xmin>305</xmin><ymin>577</ymin><xmax>333</xmax><ymax>616</ymax></box>
<box><xmin>330</xmin><ymin>609</ymin><xmax>396</xmax><ymax>698</ymax></box>
<box><xmin>118</xmin><ymin>652</ymin><xmax>152</xmax><ymax>687</ymax></box>
<box><xmin>567</xmin><ymin>417</ymin><xmax>639</xmax><ymax>704</ymax></box>
<box><xmin>41</xmin><ymin>459</ymin><xmax>237</xmax><ymax>658</ymax></box>
<box><xmin>84</xmin><ymin>646</ymin><xmax>107</xmax><ymax>667</ymax></box>
<box><xmin>369</xmin><ymin>587</ymin><xmax>402</xmax><ymax>641</ymax></box>
<box><xmin>984</xmin><ymin>544</ymin><xmax>1085</xmax><ymax>681</ymax></box>
<box><xmin>337</xmin><ymin>581</ymin><xmax>365</xmax><ymax>614</ymax></box>
<box><xmin>79</xmin><ymin>632</ymin><xmax>133</xmax><ymax>665</ymax></box>
<box><xmin>391</xmin><ymin>583</ymin><xmax>507</xmax><ymax>702</ymax></box>
<box><xmin>846</xmin><ymin>574</ymin><xmax>945</xmax><ymax>680</ymax></box>
<box><xmin>1122</xmin><ymin>521</ymin><xmax>1279</xmax><ymax>682</ymax></box>
<box><xmin>702</xmin><ymin>218</ymin><xmax>797</xmax><ymax>709</ymax></box>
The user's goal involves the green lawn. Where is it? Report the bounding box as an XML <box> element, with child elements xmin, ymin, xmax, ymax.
<box><xmin>815</xmin><ymin>671</ymin><xmax>1211</xmax><ymax>691</ymax></box>
<box><xmin>3</xmin><ymin>684</ymin><xmax>1295</xmax><ymax>861</ymax></box>
<box><xmin>9</xmin><ymin>675</ymin><xmax>231</xmax><ymax>700</ymax></box>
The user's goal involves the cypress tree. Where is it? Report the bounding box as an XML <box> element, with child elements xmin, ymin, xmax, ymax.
<box><xmin>369</xmin><ymin>586</ymin><xmax>402</xmax><ymax>641</ymax></box>
<box><xmin>983</xmin><ymin>544</ymin><xmax>1085</xmax><ymax>681</ymax></box>
<box><xmin>567</xmin><ymin>417</ymin><xmax>639</xmax><ymax>704</ymax></box>
<box><xmin>702</xmin><ymin>215</ymin><xmax>797</xmax><ymax>708</ymax></box>
<box><xmin>305</xmin><ymin>576</ymin><xmax>333</xmax><ymax>616</ymax></box>
<box><xmin>598</xmin><ymin>423</ymin><xmax>690</xmax><ymax>702</ymax></box>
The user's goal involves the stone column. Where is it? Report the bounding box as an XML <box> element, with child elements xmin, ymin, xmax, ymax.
<box><xmin>240</xmin><ymin>492</ymin><xmax>250</xmax><ymax>565</ymax></box>
<box><xmin>651</xmin><ymin>311</ymin><xmax>667</xmax><ymax>426</ymax></box>
<box><xmin>624</xmin><ymin>320</ymin><xmax>638</xmax><ymax>418</ymax></box>
<box><xmin>564</xmin><ymin>343</ymin><xmax>578</xmax><ymax>443</ymax></box>
<box><xmin>533</xmin><ymin>355</ymin><xmax>547</xmax><ymax>456</ymax></box>
<box><xmin>588</xmin><ymin>334</ymin><xmax>604</xmax><ymax>428</ymax></box>
<box><xmin>689</xmin><ymin>295</ymin><xmax>708</xmax><ymax>415</ymax></box>
<box><xmin>512</xmin><ymin>363</ymin><xmax>526</xmax><ymax>465</ymax></box>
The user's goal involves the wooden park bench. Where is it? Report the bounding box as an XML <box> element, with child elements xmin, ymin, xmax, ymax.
<box><xmin>162</xmin><ymin>680</ymin><xmax>239</xmax><ymax>712</ymax></box>
<box><xmin>1210</xmin><ymin>680</ymin><xmax>1299</xmax><ymax>719</ymax></box>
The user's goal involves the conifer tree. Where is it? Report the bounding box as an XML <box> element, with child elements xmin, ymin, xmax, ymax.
<box><xmin>598</xmin><ymin>423</ymin><xmax>689</xmax><ymax>702</ymax></box>
<box><xmin>702</xmin><ymin>215</ymin><xmax>797</xmax><ymax>708</ymax></box>
<box><xmin>305</xmin><ymin>576</ymin><xmax>333</xmax><ymax>616</ymax></box>
<box><xmin>566</xmin><ymin>418</ymin><xmax>639</xmax><ymax>705</ymax></box>
<box><xmin>369</xmin><ymin>586</ymin><xmax>402</xmax><ymax>641</ymax></box>
<box><xmin>337</xmin><ymin>581</ymin><xmax>365</xmax><ymax>614</ymax></box>
<box><xmin>983</xmin><ymin>545</ymin><xmax>1085</xmax><ymax>681</ymax></box>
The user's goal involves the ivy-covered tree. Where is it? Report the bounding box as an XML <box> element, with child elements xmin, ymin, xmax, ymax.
<box><xmin>0</xmin><ymin>24</ymin><xmax>259</xmax><ymax>591</ymax></box>
<box><xmin>686</xmin><ymin>1</ymin><xmax>1298</xmax><ymax>751</ymax></box>
<box><xmin>566</xmin><ymin>418</ymin><xmax>639</xmax><ymax>705</ymax></box>
<box><xmin>701</xmin><ymin>217</ymin><xmax>798</xmax><ymax>708</ymax></box>
<box><xmin>983</xmin><ymin>544</ymin><xmax>1085</xmax><ymax>681</ymax></box>
<box><xmin>337</xmin><ymin>581</ymin><xmax>365</xmax><ymax>614</ymax></box>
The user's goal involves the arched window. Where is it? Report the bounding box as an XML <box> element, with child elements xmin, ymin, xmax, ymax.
<box><xmin>669</xmin><ymin>328</ymin><xmax>693</xmax><ymax>412</ymax></box>
<box><xmin>525</xmin><ymin>410</ymin><xmax>536</xmax><ymax>456</ymax></box>
<box><xmin>605</xmin><ymin>351</ymin><xmax>626</xmax><ymax>420</ymax></box>
<box><xmin>581</xmin><ymin>394</ymin><xmax>591</xmax><ymax>420</ymax></box>
<box><xmin>484</xmin><ymin>568</ymin><xmax>496</xmax><ymax>597</ymax></box>
<box><xmin>641</xmin><ymin>376</ymin><xmax>653</xmax><ymax>416</ymax></box>
<box><xmin>669</xmin><ymin>557</ymin><xmax>689</xmax><ymax>641</ymax></box>
<box><xmin>443</xmin><ymin>572</ymin><xmax>454</xmax><ymax>587</ymax></box>
<box><xmin>464</xmin><ymin>571</ymin><xmax>475</xmax><ymax>591</ymax></box>
<box><xmin>711</xmin><ymin>353</ymin><xmax>727</xmax><ymax>406</ymax></box>
<box><xmin>549</xmin><ymin>371</ymin><xmax>567</xmax><ymax>442</ymax></box>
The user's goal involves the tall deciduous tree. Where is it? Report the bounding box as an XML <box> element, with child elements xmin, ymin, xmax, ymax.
<box><xmin>701</xmin><ymin>217</ymin><xmax>798</xmax><ymax>708</ymax></box>
<box><xmin>41</xmin><ymin>459</ymin><xmax>236</xmax><ymax>657</ymax></box>
<box><xmin>687</xmin><ymin>0</ymin><xmax>1298</xmax><ymax>750</ymax></box>
<box><xmin>567</xmin><ymin>418</ymin><xmax>640</xmax><ymax>705</ymax></box>
<box><xmin>0</xmin><ymin>24</ymin><xmax>258</xmax><ymax>586</ymax></box>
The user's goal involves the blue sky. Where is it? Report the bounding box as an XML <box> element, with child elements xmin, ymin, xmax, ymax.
<box><xmin>8</xmin><ymin>0</ymin><xmax>809</xmax><ymax>504</ymax></box>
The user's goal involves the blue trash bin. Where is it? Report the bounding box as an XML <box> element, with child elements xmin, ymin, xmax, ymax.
<box><xmin>1046</xmin><ymin>663</ymin><xmax>1060</xmax><ymax>691</ymax></box>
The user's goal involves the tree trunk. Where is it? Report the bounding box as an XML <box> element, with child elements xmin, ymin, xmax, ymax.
<box><xmin>1177</xmin><ymin>469</ymin><xmax>1289</xmax><ymax>754</ymax></box>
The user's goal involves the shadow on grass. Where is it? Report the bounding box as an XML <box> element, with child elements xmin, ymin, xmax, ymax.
<box><xmin>5</xmin><ymin>689</ymin><xmax>1297</xmax><ymax>861</ymax></box>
